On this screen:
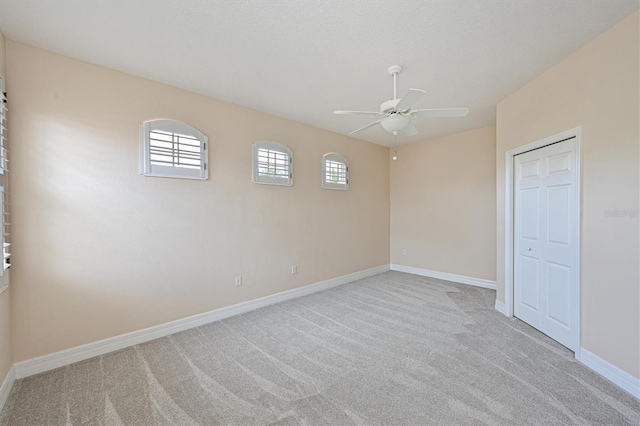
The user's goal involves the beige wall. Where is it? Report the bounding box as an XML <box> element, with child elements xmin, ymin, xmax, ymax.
<box><xmin>6</xmin><ymin>42</ymin><xmax>390</xmax><ymax>362</ymax></box>
<box><xmin>390</xmin><ymin>126</ymin><xmax>496</xmax><ymax>281</ymax></box>
<box><xmin>0</xmin><ymin>28</ymin><xmax>12</xmax><ymax>384</ymax></box>
<box><xmin>496</xmin><ymin>12</ymin><xmax>639</xmax><ymax>378</ymax></box>
<box><xmin>4</xmin><ymin>11</ymin><xmax>638</xmax><ymax>383</ymax></box>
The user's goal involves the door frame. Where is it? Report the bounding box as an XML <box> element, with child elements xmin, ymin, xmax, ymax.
<box><xmin>504</xmin><ymin>127</ymin><xmax>582</xmax><ymax>355</ymax></box>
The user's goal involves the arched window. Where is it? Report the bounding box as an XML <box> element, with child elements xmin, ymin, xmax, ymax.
<box><xmin>322</xmin><ymin>153</ymin><xmax>349</xmax><ymax>190</ymax></box>
<box><xmin>140</xmin><ymin>119</ymin><xmax>208</xmax><ymax>180</ymax></box>
<box><xmin>253</xmin><ymin>141</ymin><xmax>293</xmax><ymax>186</ymax></box>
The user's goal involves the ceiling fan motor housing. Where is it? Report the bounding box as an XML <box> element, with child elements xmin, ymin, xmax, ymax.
<box><xmin>380</xmin><ymin>99</ymin><xmax>400</xmax><ymax>113</ymax></box>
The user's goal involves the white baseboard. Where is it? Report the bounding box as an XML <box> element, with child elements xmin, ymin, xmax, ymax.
<box><xmin>14</xmin><ymin>264</ymin><xmax>390</xmax><ymax>379</ymax></box>
<box><xmin>492</xmin><ymin>304</ymin><xmax>638</xmax><ymax>399</ymax></box>
<box><xmin>390</xmin><ymin>264</ymin><xmax>497</xmax><ymax>290</ymax></box>
<box><xmin>0</xmin><ymin>366</ymin><xmax>15</xmax><ymax>413</ymax></box>
<box><xmin>578</xmin><ymin>348</ymin><xmax>640</xmax><ymax>399</ymax></box>
<box><xmin>494</xmin><ymin>299</ymin><xmax>508</xmax><ymax>316</ymax></box>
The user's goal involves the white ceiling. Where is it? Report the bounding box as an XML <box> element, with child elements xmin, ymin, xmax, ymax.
<box><xmin>0</xmin><ymin>1</ymin><xmax>637</xmax><ymax>146</ymax></box>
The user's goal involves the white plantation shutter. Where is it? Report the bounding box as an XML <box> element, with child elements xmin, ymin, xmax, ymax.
<box><xmin>252</xmin><ymin>141</ymin><xmax>293</xmax><ymax>186</ymax></box>
<box><xmin>0</xmin><ymin>78</ymin><xmax>7</xmax><ymax>174</ymax></box>
<box><xmin>322</xmin><ymin>153</ymin><xmax>349</xmax><ymax>190</ymax></box>
<box><xmin>0</xmin><ymin>77</ymin><xmax>9</xmax><ymax>278</ymax></box>
<box><xmin>140</xmin><ymin>119</ymin><xmax>208</xmax><ymax>180</ymax></box>
<box><xmin>1</xmin><ymin>186</ymin><xmax>9</xmax><ymax>274</ymax></box>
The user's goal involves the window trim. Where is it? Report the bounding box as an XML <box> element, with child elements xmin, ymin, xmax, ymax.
<box><xmin>322</xmin><ymin>152</ymin><xmax>349</xmax><ymax>190</ymax></box>
<box><xmin>252</xmin><ymin>141</ymin><xmax>293</xmax><ymax>186</ymax></box>
<box><xmin>140</xmin><ymin>119</ymin><xmax>208</xmax><ymax>180</ymax></box>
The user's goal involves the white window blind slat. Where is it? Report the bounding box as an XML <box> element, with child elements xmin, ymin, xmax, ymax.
<box><xmin>325</xmin><ymin>160</ymin><xmax>347</xmax><ymax>185</ymax></box>
<box><xmin>257</xmin><ymin>149</ymin><xmax>290</xmax><ymax>178</ymax></box>
<box><xmin>149</xmin><ymin>130</ymin><xmax>203</xmax><ymax>170</ymax></box>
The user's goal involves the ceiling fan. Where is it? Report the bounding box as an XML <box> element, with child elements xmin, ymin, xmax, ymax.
<box><xmin>334</xmin><ymin>65</ymin><xmax>469</xmax><ymax>137</ymax></box>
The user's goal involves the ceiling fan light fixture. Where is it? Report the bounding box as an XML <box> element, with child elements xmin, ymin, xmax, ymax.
<box><xmin>381</xmin><ymin>114</ymin><xmax>411</xmax><ymax>133</ymax></box>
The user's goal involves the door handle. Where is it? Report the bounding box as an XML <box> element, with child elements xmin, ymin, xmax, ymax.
<box><xmin>527</xmin><ymin>247</ymin><xmax>532</xmax><ymax>251</ymax></box>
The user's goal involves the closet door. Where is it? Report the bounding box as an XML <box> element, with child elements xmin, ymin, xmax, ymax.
<box><xmin>514</xmin><ymin>137</ymin><xmax>578</xmax><ymax>351</ymax></box>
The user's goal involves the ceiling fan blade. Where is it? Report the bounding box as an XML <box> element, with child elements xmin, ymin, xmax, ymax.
<box><xmin>412</xmin><ymin>107</ymin><xmax>469</xmax><ymax>118</ymax></box>
<box><xmin>395</xmin><ymin>89</ymin><xmax>426</xmax><ymax>111</ymax></box>
<box><xmin>403</xmin><ymin>124</ymin><xmax>419</xmax><ymax>136</ymax></box>
<box><xmin>334</xmin><ymin>110</ymin><xmax>383</xmax><ymax>116</ymax></box>
<box><xmin>348</xmin><ymin>119</ymin><xmax>381</xmax><ymax>135</ymax></box>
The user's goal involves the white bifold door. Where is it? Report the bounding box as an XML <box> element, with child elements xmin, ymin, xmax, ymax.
<box><xmin>514</xmin><ymin>137</ymin><xmax>578</xmax><ymax>351</ymax></box>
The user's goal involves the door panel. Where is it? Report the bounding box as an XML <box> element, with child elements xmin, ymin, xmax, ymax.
<box><xmin>520</xmin><ymin>188</ymin><xmax>540</xmax><ymax>239</ymax></box>
<box><xmin>514</xmin><ymin>137</ymin><xmax>578</xmax><ymax>351</ymax></box>
<box><xmin>519</xmin><ymin>256</ymin><xmax>540</xmax><ymax>320</ymax></box>
<box><xmin>547</xmin><ymin>185</ymin><xmax>571</xmax><ymax>245</ymax></box>
<box><xmin>546</xmin><ymin>262</ymin><xmax>571</xmax><ymax>327</ymax></box>
<box><xmin>520</xmin><ymin>159</ymin><xmax>540</xmax><ymax>178</ymax></box>
<box><xmin>548</xmin><ymin>151</ymin><xmax>572</xmax><ymax>175</ymax></box>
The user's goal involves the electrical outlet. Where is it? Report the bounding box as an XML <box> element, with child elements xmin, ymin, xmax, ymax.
<box><xmin>235</xmin><ymin>275</ymin><xmax>242</xmax><ymax>286</ymax></box>
<box><xmin>402</xmin><ymin>249</ymin><xmax>407</xmax><ymax>256</ymax></box>
<box><xmin>291</xmin><ymin>265</ymin><xmax>297</xmax><ymax>274</ymax></box>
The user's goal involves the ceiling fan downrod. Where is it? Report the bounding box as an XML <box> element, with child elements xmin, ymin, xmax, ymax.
<box><xmin>388</xmin><ymin>65</ymin><xmax>403</xmax><ymax>100</ymax></box>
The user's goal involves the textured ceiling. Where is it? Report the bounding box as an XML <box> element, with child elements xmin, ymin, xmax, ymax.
<box><xmin>0</xmin><ymin>0</ymin><xmax>637</xmax><ymax>146</ymax></box>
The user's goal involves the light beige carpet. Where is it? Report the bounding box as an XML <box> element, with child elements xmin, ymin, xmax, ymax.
<box><xmin>1</xmin><ymin>271</ymin><xmax>638</xmax><ymax>425</ymax></box>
